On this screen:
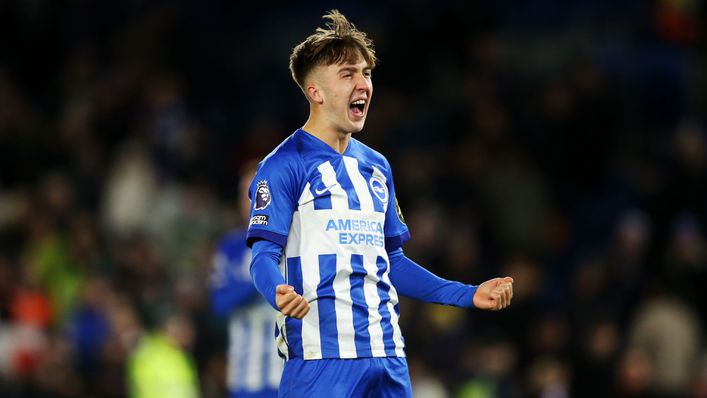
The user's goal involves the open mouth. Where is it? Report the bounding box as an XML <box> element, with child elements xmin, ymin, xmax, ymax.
<box><xmin>349</xmin><ymin>99</ymin><xmax>366</xmax><ymax>117</ymax></box>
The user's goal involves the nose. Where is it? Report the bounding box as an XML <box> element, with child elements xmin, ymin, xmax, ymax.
<box><xmin>354</xmin><ymin>73</ymin><xmax>370</xmax><ymax>91</ymax></box>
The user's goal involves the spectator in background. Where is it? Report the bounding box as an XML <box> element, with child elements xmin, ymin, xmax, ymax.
<box><xmin>209</xmin><ymin>161</ymin><xmax>282</xmax><ymax>398</ymax></box>
<box><xmin>622</xmin><ymin>282</ymin><xmax>703</xmax><ymax>396</ymax></box>
<box><xmin>663</xmin><ymin>214</ymin><xmax>707</xmax><ymax>323</ymax></box>
<box><xmin>127</xmin><ymin>312</ymin><xmax>200</xmax><ymax>398</ymax></box>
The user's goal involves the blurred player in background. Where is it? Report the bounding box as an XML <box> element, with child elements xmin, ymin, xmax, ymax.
<box><xmin>246</xmin><ymin>10</ymin><xmax>514</xmax><ymax>398</ymax></box>
<box><xmin>210</xmin><ymin>161</ymin><xmax>283</xmax><ymax>398</ymax></box>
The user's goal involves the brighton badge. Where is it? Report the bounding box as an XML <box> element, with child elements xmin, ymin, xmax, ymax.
<box><xmin>369</xmin><ymin>176</ymin><xmax>388</xmax><ymax>204</ymax></box>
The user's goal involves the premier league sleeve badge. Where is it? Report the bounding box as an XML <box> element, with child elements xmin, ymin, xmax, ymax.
<box><xmin>254</xmin><ymin>180</ymin><xmax>272</xmax><ymax>210</ymax></box>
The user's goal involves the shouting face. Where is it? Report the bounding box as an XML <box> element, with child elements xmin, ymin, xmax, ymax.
<box><xmin>310</xmin><ymin>55</ymin><xmax>373</xmax><ymax>135</ymax></box>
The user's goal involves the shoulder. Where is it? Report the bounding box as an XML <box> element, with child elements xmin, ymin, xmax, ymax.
<box><xmin>259</xmin><ymin>132</ymin><xmax>304</xmax><ymax>167</ymax></box>
<box><xmin>255</xmin><ymin>132</ymin><xmax>307</xmax><ymax>180</ymax></box>
<box><xmin>252</xmin><ymin>132</ymin><xmax>311</xmax><ymax>202</ymax></box>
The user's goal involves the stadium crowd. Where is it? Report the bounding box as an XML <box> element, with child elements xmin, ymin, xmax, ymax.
<box><xmin>0</xmin><ymin>1</ymin><xmax>705</xmax><ymax>397</ymax></box>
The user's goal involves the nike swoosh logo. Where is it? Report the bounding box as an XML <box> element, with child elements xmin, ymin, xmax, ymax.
<box><xmin>315</xmin><ymin>184</ymin><xmax>338</xmax><ymax>195</ymax></box>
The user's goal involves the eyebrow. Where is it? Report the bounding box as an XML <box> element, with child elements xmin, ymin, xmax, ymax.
<box><xmin>338</xmin><ymin>66</ymin><xmax>372</xmax><ymax>74</ymax></box>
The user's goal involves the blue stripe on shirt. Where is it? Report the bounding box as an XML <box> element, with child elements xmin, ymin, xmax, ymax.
<box><xmin>285</xmin><ymin>256</ymin><xmax>304</xmax><ymax>359</ymax></box>
<box><xmin>349</xmin><ymin>254</ymin><xmax>372</xmax><ymax>358</ymax></box>
<box><xmin>334</xmin><ymin>160</ymin><xmax>361</xmax><ymax>210</ymax></box>
<box><xmin>375</xmin><ymin>256</ymin><xmax>397</xmax><ymax>356</ymax></box>
<box><xmin>316</xmin><ymin>254</ymin><xmax>340</xmax><ymax>357</ymax></box>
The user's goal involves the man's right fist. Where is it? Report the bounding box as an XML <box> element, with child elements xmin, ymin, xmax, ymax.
<box><xmin>276</xmin><ymin>284</ymin><xmax>310</xmax><ymax>319</ymax></box>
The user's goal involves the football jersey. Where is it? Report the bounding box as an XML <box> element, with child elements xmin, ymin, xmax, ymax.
<box><xmin>210</xmin><ymin>230</ymin><xmax>283</xmax><ymax>393</ymax></box>
<box><xmin>247</xmin><ymin>129</ymin><xmax>410</xmax><ymax>361</ymax></box>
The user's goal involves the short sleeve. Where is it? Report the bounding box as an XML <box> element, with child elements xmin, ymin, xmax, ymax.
<box><xmin>246</xmin><ymin>157</ymin><xmax>300</xmax><ymax>248</ymax></box>
<box><xmin>383</xmin><ymin>164</ymin><xmax>410</xmax><ymax>251</ymax></box>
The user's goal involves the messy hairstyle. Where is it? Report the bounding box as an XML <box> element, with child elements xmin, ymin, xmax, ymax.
<box><xmin>289</xmin><ymin>10</ymin><xmax>377</xmax><ymax>91</ymax></box>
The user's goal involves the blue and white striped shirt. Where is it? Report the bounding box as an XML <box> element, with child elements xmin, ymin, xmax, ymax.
<box><xmin>247</xmin><ymin>129</ymin><xmax>411</xmax><ymax>360</ymax></box>
<box><xmin>210</xmin><ymin>231</ymin><xmax>283</xmax><ymax>393</ymax></box>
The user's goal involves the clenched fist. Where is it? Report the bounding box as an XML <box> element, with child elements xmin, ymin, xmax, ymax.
<box><xmin>276</xmin><ymin>284</ymin><xmax>310</xmax><ymax>319</ymax></box>
<box><xmin>473</xmin><ymin>277</ymin><xmax>514</xmax><ymax>311</ymax></box>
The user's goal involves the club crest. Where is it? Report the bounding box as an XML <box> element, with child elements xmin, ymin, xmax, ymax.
<box><xmin>369</xmin><ymin>176</ymin><xmax>388</xmax><ymax>203</ymax></box>
<box><xmin>254</xmin><ymin>180</ymin><xmax>272</xmax><ymax>210</ymax></box>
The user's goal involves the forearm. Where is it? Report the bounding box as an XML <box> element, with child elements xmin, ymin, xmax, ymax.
<box><xmin>250</xmin><ymin>239</ymin><xmax>286</xmax><ymax>310</ymax></box>
<box><xmin>388</xmin><ymin>248</ymin><xmax>477</xmax><ymax>308</ymax></box>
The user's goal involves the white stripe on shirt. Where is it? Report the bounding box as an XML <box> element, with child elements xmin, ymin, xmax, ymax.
<box><xmin>361</xmin><ymin>255</ymin><xmax>386</xmax><ymax>356</ymax></box>
<box><xmin>332</xmin><ymin>254</ymin><xmax>357</xmax><ymax>358</ymax></box>
<box><xmin>343</xmin><ymin>156</ymin><xmax>375</xmax><ymax>212</ymax></box>
<box><xmin>317</xmin><ymin>161</ymin><xmax>349</xmax><ymax>210</ymax></box>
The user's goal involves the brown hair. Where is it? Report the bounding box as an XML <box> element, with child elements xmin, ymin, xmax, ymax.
<box><xmin>289</xmin><ymin>10</ymin><xmax>377</xmax><ymax>91</ymax></box>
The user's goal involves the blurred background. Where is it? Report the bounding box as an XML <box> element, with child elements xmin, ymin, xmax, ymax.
<box><xmin>1</xmin><ymin>0</ymin><xmax>706</xmax><ymax>397</ymax></box>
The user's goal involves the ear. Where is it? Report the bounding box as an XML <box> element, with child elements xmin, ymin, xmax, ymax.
<box><xmin>306</xmin><ymin>84</ymin><xmax>324</xmax><ymax>104</ymax></box>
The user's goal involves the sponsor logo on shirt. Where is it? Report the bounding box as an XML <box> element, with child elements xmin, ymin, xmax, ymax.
<box><xmin>326</xmin><ymin>218</ymin><xmax>385</xmax><ymax>247</ymax></box>
<box><xmin>250</xmin><ymin>214</ymin><xmax>269</xmax><ymax>226</ymax></box>
<box><xmin>254</xmin><ymin>180</ymin><xmax>271</xmax><ymax>210</ymax></box>
<box><xmin>315</xmin><ymin>183</ymin><xmax>339</xmax><ymax>195</ymax></box>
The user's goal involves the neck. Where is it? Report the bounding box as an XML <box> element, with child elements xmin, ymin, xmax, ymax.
<box><xmin>302</xmin><ymin>117</ymin><xmax>352</xmax><ymax>155</ymax></box>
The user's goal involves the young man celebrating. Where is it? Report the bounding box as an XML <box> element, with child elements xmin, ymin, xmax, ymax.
<box><xmin>247</xmin><ymin>10</ymin><xmax>514</xmax><ymax>397</ymax></box>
